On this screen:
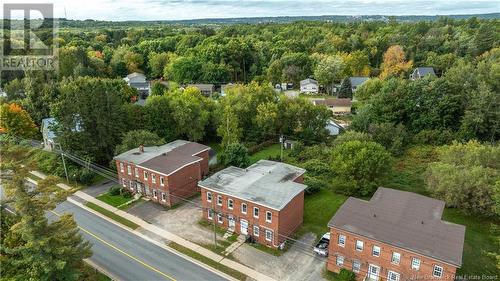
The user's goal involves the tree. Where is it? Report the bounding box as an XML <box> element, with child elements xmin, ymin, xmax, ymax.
<box><xmin>219</xmin><ymin>143</ymin><xmax>250</xmax><ymax>168</ymax></box>
<box><xmin>150</xmin><ymin>81</ymin><xmax>167</xmax><ymax>96</ymax></box>
<box><xmin>367</xmin><ymin>122</ymin><xmax>408</xmax><ymax>155</ymax></box>
<box><xmin>148</xmin><ymin>52</ymin><xmax>170</xmax><ymax>78</ymax></box>
<box><xmin>332</xmin><ymin>131</ymin><xmax>372</xmax><ymax>146</ymax></box>
<box><xmin>353</xmin><ymin>78</ymin><xmax>383</xmax><ymax>102</ymax></box>
<box><xmin>425</xmin><ymin>141</ymin><xmax>499</xmax><ymax>217</ymax></box>
<box><xmin>144</xmin><ymin>94</ymin><xmax>177</xmax><ymax>141</ymax></box>
<box><xmin>380</xmin><ymin>45</ymin><xmax>413</xmax><ymax>79</ymax></box>
<box><xmin>115</xmin><ymin>130</ymin><xmax>165</xmax><ymax>155</ymax></box>
<box><xmin>0</xmin><ymin>164</ymin><xmax>91</xmax><ymax>280</ymax></box>
<box><xmin>338</xmin><ymin>77</ymin><xmax>352</xmax><ymax>98</ymax></box>
<box><xmin>331</xmin><ymin>140</ymin><xmax>392</xmax><ymax>196</ymax></box>
<box><xmin>0</xmin><ymin>103</ymin><xmax>38</xmax><ymax>138</ymax></box>
<box><xmin>313</xmin><ymin>55</ymin><xmax>345</xmax><ymax>94</ymax></box>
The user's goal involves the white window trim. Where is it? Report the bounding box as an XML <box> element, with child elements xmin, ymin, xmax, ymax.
<box><xmin>391</xmin><ymin>252</ymin><xmax>401</xmax><ymax>265</ymax></box>
<box><xmin>253</xmin><ymin>207</ymin><xmax>259</xmax><ymax>218</ymax></box>
<box><xmin>265</xmin><ymin>211</ymin><xmax>272</xmax><ymax>223</ymax></box>
<box><xmin>120</xmin><ymin>163</ymin><xmax>124</xmax><ymax>173</ymax></box>
<box><xmin>372</xmin><ymin>245</ymin><xmax>381</xmax><ymax>257</ymax></box>
<box><xmin>143</xmin><ymin>171</ymin><xmax>148</xmax><ymax>180</ymax></box>
<box><xmin>387</xmin><ymin>271</ymin><xmax>400</xmax><ymax>281</ymax></box>
<box><xmin>161</xmin><ymin>192</ymin><xmax>166</xmax><ymax>202</ymax></box>
<box><xmin>253</xmin><ymin>225</ymin><xmax>259</xmax><ymax>236</ymax></box>
<box><xmin>241</xmin><ymin>203</ymin><xmax>247</xmax><ymax>214</ymax></box>
<box><xmin>338</xmin><ymin>234</ymin><xmax>346</xmax><ymax>247</ymax></box>
<box><xmin>217</xmin><ymin>195</ymin><xmax>223</xmax><ymax>206</ymax></box>
<box><xmin>265</xmin><ymin>229</ymin><xmax>273</xmax><ymax>241</ymax></box>
<box><xmin>228</xmin><ymin>199</ymin><xmax>234</xmax><ymax>210</ymax></box>
<box><xmin>352</xmin><ymin>260</ymin><xmax>360</xmax><ymax>273</ymax></box>
<box><xmin>217</xmin><ymin>213</ymin><xmax>223</xmax><ymax>224</ymax></box>
<box><xmin>160</xmin><ymin>176</ymin><xmax>164</xmax><ymax>186</ymax></box>
<box><xmin>122</xmin><ymin>178</ymin><xmax>126</xmax><ymax>187</ymax></box>
<box><xmin>153</xmin><ymin>189</ymin><xmax>157</xmax><ymax>199</ymax></box>
<box><xmin>207</xmin><ymin>209</ymin><xmax>213</xmax><ymax>220</ymax></box>
<box><xmin>336</xmin><ymin>255</ymin><xmax>344</xmax><ymax>266</ymax></box>
<box><xmin>411</xmin><ymin>258</ymin><xmax>421</xmax><ymax>270</ymax></box>
<box><xmin>127</xmin><ymin>165</ymin><xmax>132</xmax><ymax>175</ymax></box>
<box><xmin>206</xmin><ymin>192</ymin><xmax>212</xmax><ymax>202</ymax></box>
<box><xmin>134</xmin><ymin>167</ymin><xmax>139</xmax><ymax>178</ymax></box>
<box><xmin>355</xmin><ymin>240</ymin><xmax>364</xmax><ymax>251</ymax></box>
<box><xmin>152</xmin><ymin>174</ymin><xmax>156</xmax><ymax>184</ymax></box>
<box><xmin>432</xmin><ymin>265</ymin><xmax>443</xmax><ymax>278</ymax></box>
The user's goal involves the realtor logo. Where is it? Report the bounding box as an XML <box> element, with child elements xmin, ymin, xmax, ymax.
<box><xmin>1</xmin><ymin>3</ymin><xmax>58</xmax><ymax>72</ymax></box>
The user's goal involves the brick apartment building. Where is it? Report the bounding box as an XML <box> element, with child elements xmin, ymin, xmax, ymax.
<box><xmin>114</xmin><ymin>140</ymin><xmax>210</xmax><ymax>207</ymax></box>
<box><xmin>199</xmin><ymin>160</ymin><xmax>307</xmax><ymax>248</ymax></box>
<box><xmin>327</xmin><ymin>187</ymin><xmax>465</xmax><ymax>281</ymax></box>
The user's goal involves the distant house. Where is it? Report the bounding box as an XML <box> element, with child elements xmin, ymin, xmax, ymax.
<box><xmin>313</xmin><ymin>98</ymin><xmax>352</xmax><ymax>115</ymax></box>
<box><xmin>41</xmin><ymin>117</ymin><xmax>57</xmax><ymax>151</ymax></box>
<box><xmin>349</xmin><ymin>77</ymin><xmax>370</xmax><ymax>92</ymax></box>
<box><xmin>124</xmin><ymin>72</ymin><xmax>150</xmax><ymax>99</ymax></box>
<box><xmin>283</xmin><ymin>140</ymin><xmax>296</xmax><ymax>150</ymax></box>
<box><xmin>300</xmin><ymin>78</ymin><xmax>319</xmax><ymax>94</ymax></box>
<box><xmin>410</xmin><ymin>67</ymin><xmax>436</xmax><ymax>80</ymax></box>
<box><xmin>326</xmin><ymin>120</ymin><xmax>344</xmax><ymax>136</ymax></box>
<box><xmin>187</xmin><ymin>84</ymin><xmax>215</xmax><ymax>96</ymax></box>
<box><xmin>220</xmin><ymin>83</ymin><xmax>235</xmax><ymax>97</ymax></box>
<box><xmin>327</xmin><ymin>187</ymin><xmax>465</xmax><ymax>281</ymax></box>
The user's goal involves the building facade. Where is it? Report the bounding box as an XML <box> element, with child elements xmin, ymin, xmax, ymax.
<box><xmin>300</xmin><ymin>78</ymin><xmax>319</xmax><ymax>94</ymax></box>
<box><xmin>327</xmin><ymin>188</ymin><xmax>465</xmax><ymax>281</ymax></box>
<box><xmin>114</xmin><ymin>140</ymin><xmax>210</xmax><ymax>207</ymax></box>
<box><xmin>199</xmin><ymin>160</ymin><xmax>307</xmax><ymax>248</ymax></box>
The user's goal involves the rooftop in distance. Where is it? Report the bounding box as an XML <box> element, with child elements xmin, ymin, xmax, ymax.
<box><xmin>199</xmin><ymin>160</ymin><xmax>307</xmax><ymax>210</ymax></box>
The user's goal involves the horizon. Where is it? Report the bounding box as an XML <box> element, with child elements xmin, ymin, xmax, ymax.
<box><xmin>1</xmin><ymin>0</ymin><xmax>499</xmax><ymax>21</ymax></box>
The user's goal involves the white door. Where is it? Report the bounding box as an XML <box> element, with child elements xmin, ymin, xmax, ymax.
<box><xmin>368</xmin><ymin>264</ymin><xmax>380</xmax><ymax>281</ymax></box>
<box><xmin>240</xmin><ymin>219</ymin><xmax>248</xmax><ymax>235</ymax></box>
<box><xmin>228</xmin><ymin>215</ymin><xmax>235</xmax><ymax>229</ymax></box>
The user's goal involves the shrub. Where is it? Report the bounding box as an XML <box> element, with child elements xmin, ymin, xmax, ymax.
<box><xmin>109</xmin><ymin>186</ymin><xmax>121</xmax><ymax>196</ymax></box>
<box><xmin>303</xmin><ymin>176</ymin><xmax>324</xmax><ymax>195</ymax></box>
<box><xmin>219</xmin><ymin>143</ymin><xmax>250</xmax><ymax>168</ymax></box>
<box><xmin>336</xmin><ymin>269</ymin><xmax>356</xmax><ymax>281</ymax></box>
<box><xmin>78</xmin><ymin>169</ymin><xmax>95</xmax><ymax>185</ymax></box>
<box><xmin>122</xmin><ymin>190</ymin><xmax>133</xmax><ymax>198</ymax></box>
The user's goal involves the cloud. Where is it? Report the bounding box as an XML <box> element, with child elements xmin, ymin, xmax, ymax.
<box><xmin>1</xmin><ymin>0</ymin><xmax>498</xmax><ymax>21</ymax></box>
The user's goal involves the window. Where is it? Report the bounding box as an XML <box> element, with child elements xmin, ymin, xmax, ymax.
<box><xmin>355</xmin><ymin>240</ymin><xmax>364</xmax><ymax>251</ymax></box>
<box><xmin>217</xmin><ymin>213</ymin><xmax>223</xmax><ymax>224</ymax></box>
<box><xmin>160</xmin><ymin>176</ymin><xmax>164</xmax><ymax>186</ymax></box>
<box><xmin>161</xmin><ymin>192</ymin><xmax>166</xmax><ymax>202</ymax></box>
<box><xmin>372</xmin><ymin>245</ymin><xmax>381</xmax><ymax>257</ymax></box>
<box><xmin>253</xmin><ymin>226</ymin><xmax>259</xmax><ymax>236</ymax></box>
<box><xmin>265</xmin><ymin>229</ymin><xmax>273</xmax><ymax>241</ymax></box>
<box><xmin>411</xmin><ymin>258</ymin><xmax>421</xmax><ymax>270</ymax></box>
<box><xmin>336</xmin><ymin>255</ymin><xmax>344</xmax><ymax>266</ymax></box>
<box><xmin>134</xmin><ymin>167</ymin><xmax>139</xmax><ymax>178</ymax></box>
<box><xmin>432</xmin><ymin>265</ymin><xmax>443</xmax><ymax>278</ymax></box>
<box><xmin>217</xmin><ymin>195</ymin><xmax>223</xmax><ymax>206</ymax></box>
<box><xmin>121</xmin><ymin>178</ymin><xmax>126</xmax><ymax>187</ymax></box>
<box><xmin>206</xmin><ymin>192</ymin><xmax>212</xmax><ymax>202</ymax></box>
<box><xmin>241</xmin><ymin>203</ymin><xmax>247</xmax><ymax>214</ymax></box>
<box><xmin>253</xmin><ymin>207</ymin><xmax>259</xmax><ymax>218</ymax></box>
<box><xmin>387</xmin><ymin>271</ymin><xmax>400</xmax><ymax>281</ymax></box>
<box><xmin>153</xmin><ymin>190</ymin><xmax>157</xmax><ymax>199</ymax></box>
<box><xmin>338</xmin><ymin>234</ymin><xmax>346</xmax><ymax>247</ymax></box>
<box><xmin>152</xmin><ymin>174</ymin><xmax>156</xmax><ymax>184</ymax></box>
<box><xmin>352</xmin><ymin>260</ymin><xmax>360</xmax><ymax>273</ymax></box>
<box><xmin>207</xmin><ymin>209</ymin><xmax>213</xmax><ymax>220</ymax></box>
<box><xmin>143</xmin><ymin>171</ymin><xmax>148</xmax><ymax>180</ymax></box>
<box><xmin>266</xmin><ymin>211</ymin><xmax>272</xmax><ymax>223</ymax></box>
<box><xmin>127</xmin><ymin>165</ymin><xmax>131</xmax><ymax>175</ymax></box>
<box><xmin>391</xmin><ymin>252</ymin><xmax>401</xmax><ymax>265</ymax></box>
<box><xmin>119</xmin><ymin>163</ymin><xmax>124</xmax><ymax>173</ymax></box>
<box><xmin>228</xmin><ymin>199</ymin><xmax>234</xmax><ymax>210</ymax></box>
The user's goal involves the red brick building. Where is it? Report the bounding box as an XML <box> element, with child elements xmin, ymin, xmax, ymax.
<box><xmin>199</xmin><ymin>160</ymin><xmax>307</xmax><ymax>248</ymax></box>
<box><xmin>327</xmin><ymin>188</ymin><xmax>465</xmax><ymax>281</ymax></box>
<box><xmin>114</xmin><ymin>140</ymin><xmax>210</xmax><ymax>206</ymax></box>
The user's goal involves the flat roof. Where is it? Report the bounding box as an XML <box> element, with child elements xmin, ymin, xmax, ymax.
<box><xmin>114</xmin><ymin>140</ymin><xmax>209</xmax><ymax>176</ymax></box>
<box><xmin>328</xmin><ymin>187</ymin><xmax>465</xmax><ymax>267</ymax></box>
<box><xmin>199</xmin><ymin>160</ymin><xmax>307</xmax><ymax>210</ymax></box>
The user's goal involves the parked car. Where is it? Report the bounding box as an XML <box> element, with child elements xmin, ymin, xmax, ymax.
<box><xmin>313</xmin><ymin>232</ymin><xmax>330</xmax><ymax>256</ymax></box>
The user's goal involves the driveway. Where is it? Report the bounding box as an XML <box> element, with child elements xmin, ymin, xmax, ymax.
<box><xmin>231</xmin><ymin>232</ymin><xmax>327</xmax><ymax>281</ymax></box>
<box><xmin>83</xmin><ymin>180</ymin><xmax>115</xmax><ymax>197</ymax></box>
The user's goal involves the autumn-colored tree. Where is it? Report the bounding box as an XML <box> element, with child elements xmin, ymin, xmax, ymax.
<box><xmin>0</xmin><ymin>103</ymin><xmax>38</xmax><ymax>138</ymax></box>
<box><xmin>380</xmin><ymin>45</ymin><xmax>413</xmax><ymax>79</ymax></box>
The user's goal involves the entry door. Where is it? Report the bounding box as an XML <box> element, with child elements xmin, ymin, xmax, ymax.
<box><xmin>368</xmin><ymin>264</ymin><xmax>380</xmax><ymax>281</ymax></box>
<box><xmin>228</xmin><ymin>215</ymin><xmax>235</xmax><ymax>229</ymax></box>
<box><xmin>240</xmin><ymin>219</ymin><xmax>248</xmax><ymax>235</ymax></box>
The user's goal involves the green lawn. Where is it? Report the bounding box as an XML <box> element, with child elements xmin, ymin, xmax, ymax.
<box><xmin>85</xmin><ymin>202</ymin><xmax>139</xmax><ymax>229</ymax></box>
<box><xmin>296</xmin><ymin>188</ymin><xmax>347</xmax><ymax>239</ymax></box>
<box><xmin>443</xmin><ymin>209</ymin><xmax>499</xmax><ymax>276</ymax></box>
<box><xmin>96</xmin><ymin>190</ymin><xmax>133</xmax><ymax>208</ymax></box>
<box><xmin>248</xmin><ymin>143</ymin><xmax>289</xmax><ymax>165</ymax></box>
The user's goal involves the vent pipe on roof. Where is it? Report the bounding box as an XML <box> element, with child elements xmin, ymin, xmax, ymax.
<box><xmin>139</xmin><ymin>145</ymin><xmax>144</xmax><ymax>153</ymax></box>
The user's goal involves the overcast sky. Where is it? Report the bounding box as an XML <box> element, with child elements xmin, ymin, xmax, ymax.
<box><xmin>1</xmin><ymin>0</ymin><xmax>499</xmax><ymax>21</ymax></box>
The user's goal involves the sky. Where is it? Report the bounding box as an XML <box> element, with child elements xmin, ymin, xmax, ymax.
<box><xmin>1</xmin><ymin>0</ymin><xmax>499</xmax><ymax>21</ymax></box>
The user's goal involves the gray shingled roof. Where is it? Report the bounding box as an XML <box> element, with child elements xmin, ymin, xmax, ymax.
<box><xmin>328</xmin><ymin>187</ymin><xmax>465</xmax><ymax>266</ymax></box>
<box><xmin>199</xmin><ymin>160</ymin><xmax>307</xmax><ymax>210</ymax></box>
<box><xmin>300</xmin><ymin>78</ymin><xmax>318</xmax><ymax>86</ymax></box>
<box><xmin>114</xmin><ymin>140</ymin><xmax>209</xmax><ymax>175</ymax></box>
<box><xmin>349</xmin><ymin>76</ymin><xmax>369</xmax><ymax>87</ymax></box>
<box><xmin>416</xmin><ymin>67</ymin><xmax>436</xmax><ymax>77</ymax></box>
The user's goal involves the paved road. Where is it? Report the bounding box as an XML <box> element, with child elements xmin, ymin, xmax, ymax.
<box><xmin>51</xmin><ymin>201</ymin><xmax>229</xmax><ymax>281</ymax></box>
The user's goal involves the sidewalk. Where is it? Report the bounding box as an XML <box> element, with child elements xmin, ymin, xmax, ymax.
<box><xmin>32</xmin><ymin>170</ymin><xmax>276</xmax><ymax>281</ymax></box>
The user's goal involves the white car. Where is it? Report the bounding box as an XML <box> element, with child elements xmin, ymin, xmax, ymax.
<box><xmin>313</xmin><ymin>232</ymin><xmax>330</xmax><ymax>256</ymax></box>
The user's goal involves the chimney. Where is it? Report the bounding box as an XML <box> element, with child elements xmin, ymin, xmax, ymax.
<box><xmin>139</xmin><ymin>145</ymin><xmax>144</xmax><ymax>153</ymax></box>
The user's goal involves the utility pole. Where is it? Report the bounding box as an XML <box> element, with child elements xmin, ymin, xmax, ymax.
<box><xmin>279</xmin><ymin>135</ymin><xmax>284</xmax><ymax>162</ymax></box>
<box><xmin>213</xmin><ymin>210</ymin><xmax>218</xmax><ymax>249</ymax></box>
<box><xmin>57</xmin><ymin>143</ymin><xmax>69</xmax><ymax>183</ymax></box>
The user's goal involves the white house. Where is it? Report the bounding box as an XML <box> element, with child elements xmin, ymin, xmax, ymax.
<box><xmin>326</xmin><ymin>120</ymin><xmax>344</xmax><ymax>136</ymax></box>
<box><xmin>300</xmin><ymin>78</ymin><xmax>319</xmax><ymax>94</ymax></box>
<box><xmin>124</xmin><ymin>72</ymin><xmax>150</xmax><ymax>103</ymax></box>
<box><xmin>410</xmin><ymin>67</ymin><xmax>436</xmax><ymax>80</ymax></box>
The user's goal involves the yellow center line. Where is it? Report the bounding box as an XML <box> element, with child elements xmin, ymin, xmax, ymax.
<box><xmin>50</xmin><ymin>210</ymin><xmax>177</xmax><ymax>281</ymax></box>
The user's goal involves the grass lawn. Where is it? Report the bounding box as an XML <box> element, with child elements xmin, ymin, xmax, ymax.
<box><xmin>296</xmin><ymin>188</ymin><xmax>347</xmax><ymax>239</ymax></box>
<box><xmin>96</xmin><ymin>190</ymin><xmax>133</xmax><ymax>208</ymax></box>
<box><xmin>443</xmin><ymin>209</ymin><xmax>499</xmax><ymax>276</ymax></box>
<box><xmin>85</xmin><ymin>202</ymin><xmax>139</xmax><ymax>230</ymax></box>
<box><xmin>168</xmin><ymin>242</ymin><xmax>247</xmax><ymax>281</ymax></box>
<box><xmin>248</xmin><ymin>143</ymin><xmax>289</xmax><ymax>165</ymax></box>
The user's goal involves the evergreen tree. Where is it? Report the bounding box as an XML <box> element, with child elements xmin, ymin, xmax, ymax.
<box><xmin>338</xmin><ymin>77</ymin><xmax>352</xmax><ymax>99</ymax></box>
